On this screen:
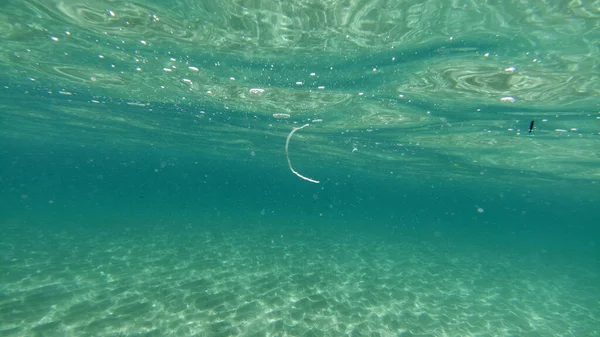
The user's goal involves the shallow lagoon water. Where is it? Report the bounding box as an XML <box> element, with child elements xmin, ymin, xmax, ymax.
<box><xmin>1</xmin><ymin>0</ymin><xmax>599</xmax><ymax>335</ymax></box>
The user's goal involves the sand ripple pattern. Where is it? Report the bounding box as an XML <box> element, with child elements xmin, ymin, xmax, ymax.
<box><xmin>0</xmin><ymin>226</ymin><xmax>598</xmax><ymax>336</ymax></box>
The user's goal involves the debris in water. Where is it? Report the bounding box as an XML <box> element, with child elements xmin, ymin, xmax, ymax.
<box><xmin>285</xmin><ymin>124</ymin><xmax>320</xmax><ymax>184</ymax></box>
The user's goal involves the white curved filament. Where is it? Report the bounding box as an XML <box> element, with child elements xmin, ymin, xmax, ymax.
<box><xmin>285</xmin><ymin>124</ymin><xmax>320</xmax><ymax>184</ymax></box>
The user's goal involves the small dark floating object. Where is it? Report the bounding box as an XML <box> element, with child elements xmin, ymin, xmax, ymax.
<box><xmin>529</xmin><ymin>120</ymin><xmax>535</xmax><ymax>133</ymax></box>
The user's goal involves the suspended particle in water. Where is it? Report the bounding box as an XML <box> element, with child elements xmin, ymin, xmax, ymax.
<box><xmin>477</xmin><ymin>207</ymin><xmax>484</xmax><ymax>213</ymax></box>
<box><xmin>285</xmin><ymin>124</ymin><xmax>320</xmax><ymax>184</ymax></box>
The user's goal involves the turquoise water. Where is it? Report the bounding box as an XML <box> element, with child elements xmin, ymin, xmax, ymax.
<box><xmin>1</xmin><ymin>1</ymin><xmax>599</xmax><ymax>336</ymax></box>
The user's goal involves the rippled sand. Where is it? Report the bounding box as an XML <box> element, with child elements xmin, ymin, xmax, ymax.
<box><xmin>1</xmin><ymin>225</ymin><xmax>598</xmax><ymax>336</ymax></box>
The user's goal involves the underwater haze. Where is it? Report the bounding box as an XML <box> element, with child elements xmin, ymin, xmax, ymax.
<box><xmin>1</xmin><ymin>0</ymin><xmax>599</xmax><ymax>336</ymax></box>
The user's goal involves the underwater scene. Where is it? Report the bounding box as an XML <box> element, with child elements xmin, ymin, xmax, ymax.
<box><xmin>1</xmin><ymin>0</ymin><xmax>599</xmax><ymax>336</ymax></box>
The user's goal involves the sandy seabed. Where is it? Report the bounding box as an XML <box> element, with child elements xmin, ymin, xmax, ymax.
<box><xmin>0</xmin><ymin>224</ymin><xmax>598</xmax><ymax>337</ymax></box>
